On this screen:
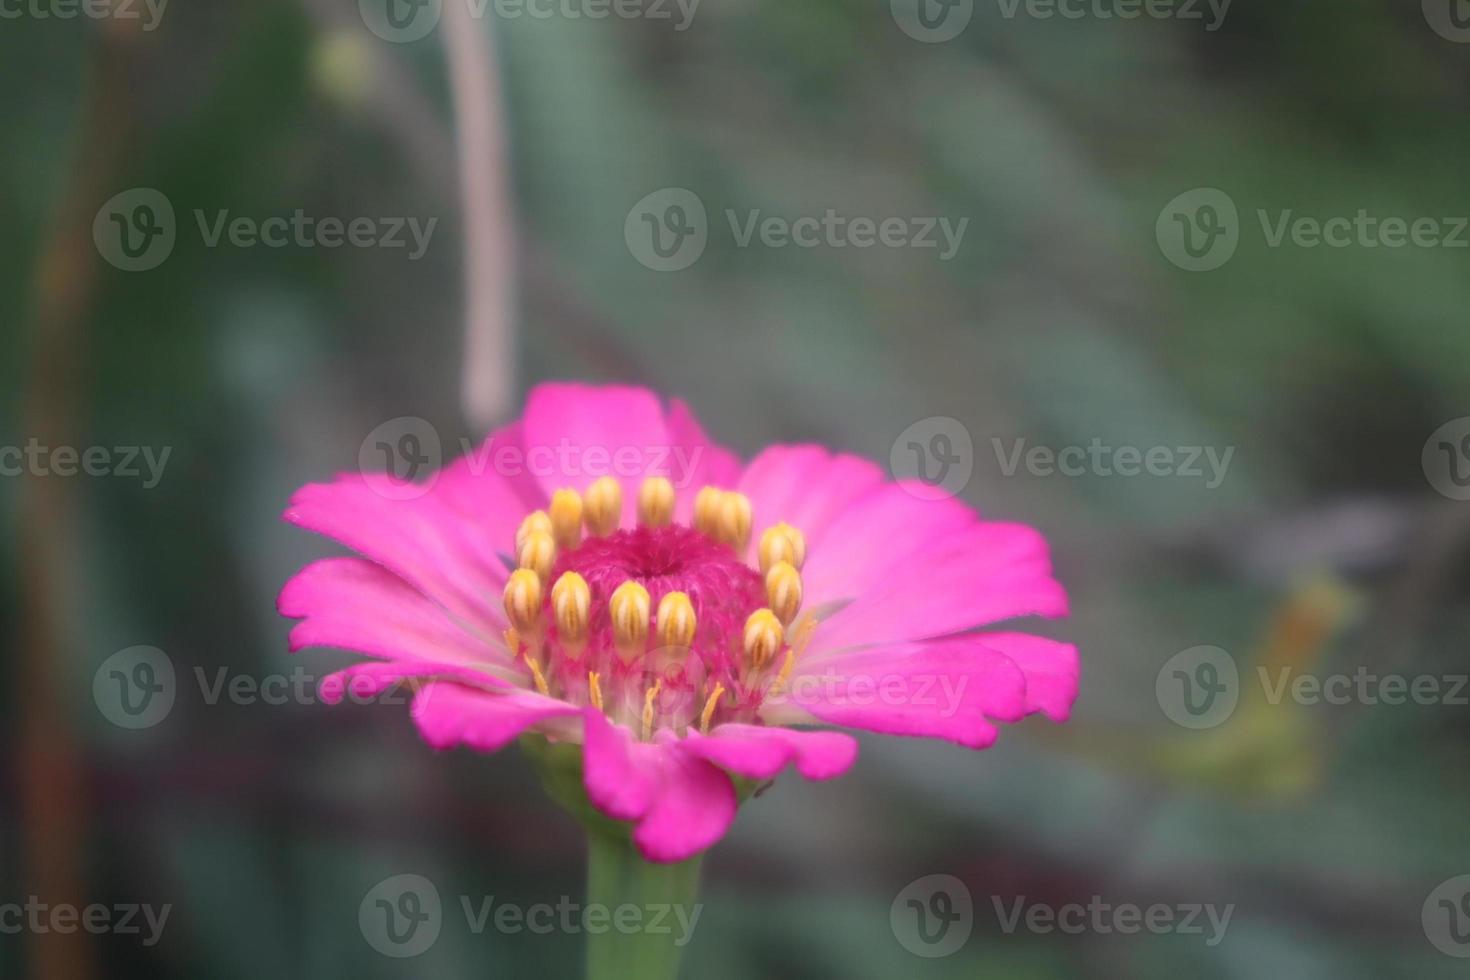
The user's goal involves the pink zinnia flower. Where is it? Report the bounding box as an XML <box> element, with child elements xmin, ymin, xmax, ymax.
<box><xmin>278</xmin><ymin>384</ymin><xmax>1078</xmax><ymax>862</ymax></box>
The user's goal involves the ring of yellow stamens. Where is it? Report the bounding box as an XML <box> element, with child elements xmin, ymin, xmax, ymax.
<box><xmin>549</xmin><ymin>488</ymin><xmax>584</xmax><ymax>551</ymax></box>
<box><xmin>764</xmin><ymin>560</ymin><xmax>802</xmax><ymax>627</ymax></box>
<box><xmin>502</xmin><ymin>568</ymin><xmax>543</xmax><ymax>636</ymax></box>
<box><xmin>551</xmin><ymin>571</ymin><xmax>591</xmax><ymax>659</ymax></box>
<box><xmin>656</xmin><ymin>591</ymin><xmax>697</xmax><ymax>652</ymax></box>
<box><xmin>515</xmin><ymin>510</ymin><xmax>551</xmax><ymax>553</ymax></box>
<box><xmin>583</xmin><ymin>476</ymin><xmax>622</xmax><ymax>538</ymax></box>
<box><xmin>717</xmin><ymin>491</ymin><xmax>752</xmax><ymax>553</ymax></box>
<box><xmin>587</xmin><ymin>671</ymin><xmax>603</xmax><ymax>711</ymax></box>
<box><xmin>517</xmin><ymin>529</ymin><xmax>556</xmax><ymax>584</ymax></box>
<box><xmin>743</xmin><ymin>608</ymin><xmax>784</xmax><ymax>671</ymax></box>
<box><xmin>758</xmin><ymin>522</ymin><xmax>806</xmax><ymax>574</ymax></box>
<box><xmin>610</xmin><ymin>580</ymin><xmax>651</xmax><ymax>664</ymax></box>
<box><xmin>638</xmin><ymin>476</ymin><xmax>675</xmax><ymax>528</ymax></box>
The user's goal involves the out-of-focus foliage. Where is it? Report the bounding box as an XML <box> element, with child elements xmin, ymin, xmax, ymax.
<box><xmin>3</xmin><ymin>1</ymin><xmax>1469</xmax><ymax>977</ymax></box>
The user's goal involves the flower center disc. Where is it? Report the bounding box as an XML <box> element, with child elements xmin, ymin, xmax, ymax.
<box><xmin>552</xmin><ymin>525</ymin><xmax>766</xmax><ymax>681</ymax></box>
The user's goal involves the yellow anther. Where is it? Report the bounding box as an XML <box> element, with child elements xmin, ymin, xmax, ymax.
<box><xmin>551</xmin><ymin>571</ymin><xmax>591</xmax><ymax>658</ymax></box>
<box><xmin>759</xmin><ymin>522</ymin><xmax>806</xmax><ymax>573</ymax></box>
<box><xmin>699</xmin><ymin>683</ymin><xmax>726</xmax><ymax>734</ymax></box>
<box><xmin>502</xmin><ymin>568</ymin><xmax>543</xmax><ymax>634</ymax></box>
<box><xmin>610</xmin><ymin>580</ymin><xmax>651</xmax><ymax>664</ymax></box>
<box><xmin>503</xmin><ymin>628</ymin><xmax>521</xmax><ymax>657</ymax></box>
<box><xmin>583</xmin><ymin>476</ymin><xmax>622</xmax><ymax>537</ymax></box>
<box><xmin>517</xmin><ymin>529</ymin><xmax>556</xmax><ymax>584</ymax></box>
<box><xmin>717</xmin><ymin>492</ymin><xmax>753</xmax><ymax>552</ymax></box>
<box><xmin>768</xmin><ymin>648</ymin><xmax>797</xmax><ymax>699</ymax></box>
<box><xmin>549</xmin><ymin>488</ymin><xmax>584</xmax><ymax>550</ymax></box>
<box><xmin>515</xmin><ymin>510</ymin><xmax>552</xmax><ymax>553</ymax></box>
<box><xmin>656</xmin><ymin>591</ymin><xmax>697</xmax><ymax>651</ymax></box>
<box><xmin>525</xmin><ymin>654</ymin><xmax>551</xmax><ymax>696</ymax></box>
<box><xmin>693</xmin><ymin>486</ymin><xmax>723</xmax><ymax>537</ymax></box>
<box><xmin>637</xmin><ymin>476</ymin><xmax>676</xmax><ymax>528</ymax></box>
<box><xmin>764</xmin><ymin>560</ymin><xmax>803</xmax><ymax>627</ymax></box>
<box><xmin>743</xmin><ymin>608</ymin><xmax>785</xmax><ymax>671</ymax></box>
<box><xmin>641</xmin><ymin>680</ymin><xmax>662</xmax><ymax>741</ymax></box>
<box><xmin>588</xmin><ymin>671</ymin><xmax>603</xmax><ymax>712</ymax></box>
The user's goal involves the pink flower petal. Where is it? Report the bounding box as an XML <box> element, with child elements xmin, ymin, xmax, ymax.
<box><xmin>582</xmin><ymin>708</ymin><xmax>657</xmax><ymax>821</ymax></box>
<box><xmin>806</xmin><ymin>521</ymin><xmax>1068</xmax><ymax>652</ymax></box>
<box><xmin>411</xmin><ymin>683</ymin><xmax>582</xmax><ymax>753</ymax></box>
<box><xmin>666</xmin><ymin>398</ymin><xmax>743</xmax><ymax>522</ymax></box>
<box><xmin>521</xmin><ymin>383</ymin><xmax>673</xmax><ymax>527</ymax></box>
<box><xmin>318</xmin><ymin>659</ymin><xmax>516</xmax><ymax>704</ymax></box>
<box><xmin>972</xmin><ymin>632</ymin><xmax>1080</xmax><ymax>722</ymax></box>
<box><xmin>283</xmin><ymin>475</ymin><xmax>506</xmax><ymax>635</ymax></box>
<box><xmin>433</xmin><ymin>420</ymin><xmax>546</xmax><ymax>539</ymax></box>
<box><xmin>764</xmin><ymin>638</ymin><xmax>1032</xmax><ymax>749</ymax></box>
<box><xmin>633</xmin><ymin>733</ymin><xmax>739</xmax><ymax>863</ymax></box>
<box><xmin>800</xmin><ymin>484</ymin><xmax>979</xmax><ymax>606</ymax></box>
<box><xmin>279</xmin><ymin>558</ymin><xmax>506</xmax><ymax>667</ymax></box>
<box><xmin>681</xmin><ymin>724</ymin><xmax>858</xmax><ymax>781</ymax></box>
<box><xmin>736</xmin><ymin>446</ymin><xmax>886</xmax><ymax>565</ymax></box>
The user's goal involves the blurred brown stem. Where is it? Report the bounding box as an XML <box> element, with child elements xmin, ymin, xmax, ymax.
<box><xmin>16</xmin><ymin>22</ymin><xmax>138</xmax><ymax>980</ymax></box>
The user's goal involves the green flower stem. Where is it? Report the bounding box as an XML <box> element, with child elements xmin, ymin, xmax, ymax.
<box><xmin>584</xmin><ymin>828</ymin><xmax>702</xmax><ymax>980</ymax></box>
<box><xmin>524</xmin><ymin>736</ymin><xmax>705</xmax><ymax>980</ymax></box>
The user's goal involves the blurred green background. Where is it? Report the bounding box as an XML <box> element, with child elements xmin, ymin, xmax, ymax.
<box><xmin>4</xmin><ymin>0</ymin><xmax>1470</xmax><ymax>977</ymax></box>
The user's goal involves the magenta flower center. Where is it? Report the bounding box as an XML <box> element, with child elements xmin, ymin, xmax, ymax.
<box><xmin>502</xmin><ymin>478</ymin><xmax>809</xmax><ymax>739</ymax></box>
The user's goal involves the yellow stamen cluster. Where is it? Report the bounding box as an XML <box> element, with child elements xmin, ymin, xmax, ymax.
<box><xmin>758</xmin><ymin>522</ymin><xmax>806</xmax><ymax>573</ymax></box>
<box><xmin>742</xmin><ymin>608</ymin><xmax>784</xmax><ymax>671</ymax></box>
<box><xmin>549</xmin><ymin>488</ymin><xmax>583</xmax><ymax>550</ymax></box>
<box><xmin>552</xmin><ymin>571</ymin><xmax>591</xmax><ymax>659</ymax></box>
<box><xmin>583</xmin><ymin>476</ymin><xmax>622</xmax><ymax>537</ymax></box>
<box><xmin>764</xmin><ymin>560</ymin><xmax>802</xmax><ymax>626</ymax></box>
<box><xmin>657</xmin><ymin>591</ymin><xmax>697</xmax><ymax>652</ymax></box>
<box><xmin>692</xmin><ymin>486</ymin><xmax>753</xmax><ymax>552</ymax></box>
<box><xmin>502</xmin><ymin>568</ymin><xmax>543</xmax><ymax>635</ymax></box>
<box><xmin>637</xmin><ymin>476</ymin><xmax>675</xmax><ymax>528</ymax></box>
<box><xmin>502</xmin><ymin>479</ymin><xmax>819</xmax><ymax>738</ymax></box>
<box><xmin>610</xmin><ymin>580</ymin><xmax>651</xmax><ymax>664</ymax></box>
<box><xmin>517</xmin><ymin>530</ymin><xmax>556</xmax><ymax>584</ymax></box>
